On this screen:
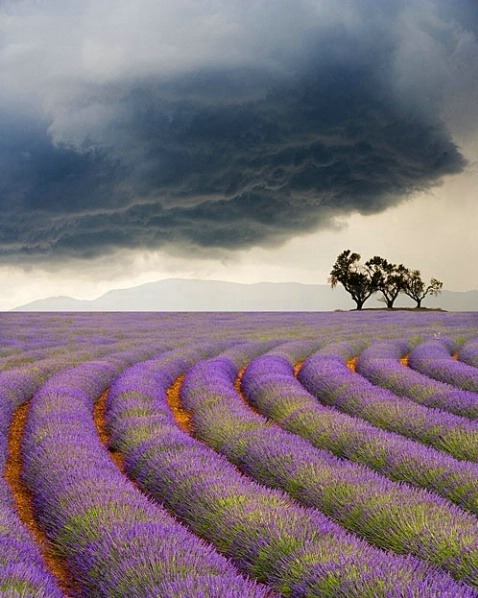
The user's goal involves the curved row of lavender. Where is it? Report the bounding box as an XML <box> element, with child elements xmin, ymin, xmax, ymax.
<box><xmin>355</xmin><ymin>339</ymin><xmax>478</xmax><ymax>418</ymax></box>
<box><xmin>2</xmin><ymin>311</ymin><xmax>478</xmax><ymax>596</ymax></box>
<box><xmin>460</xmin><ymin>337</ymin><xmax>478</xmax><ymax>368</ymax></box>
<box><xmin>3</xmin><ymin>311</ymin><xmax>477</xmax><ymax>364</ymax></box>
<box><xmin>0</xmin><ymin>362</ymin><xmax>66</xmax><ymax>597</ymax></box>
<box><xmin>297</xmin><ymin>350</ymin><xmax>478</xmax><ymax>462</ymax></box>
<box><xmin>262</xmin><ymin>340</ymin><xmax>325</xmax><ymax>363</ymax></box>
<box><xmin>408</xmin><ymin>339</ymin><xmax>478</xmax><ymax>393</ymax></box>
<box><xmin>0</xmin><ymin>330</ymin><xmax>239</xmax><ymax>594</ymax></box>
<box><xmin>312</xmin><ymin>340</ymin><xmax>365</xmax><ymax>360</ymax></box>
<box><xmin>181</xmin><ymin>351</ymin><xmax>478</xmax><ymax>588</ymax></box>
<box><xmin>106</xmin><ymin>346</ymin><xmax>475</xmax><ymax>597</ymax></box>
<box><xmin>242</xmin><ymin>353</ymin><xmax>478</xmax><ymax>515</ymax></box>
<box><xmin>22</xmin><ymin>349</ymin><xmax>271</xmax><ymax>598</ymax></box>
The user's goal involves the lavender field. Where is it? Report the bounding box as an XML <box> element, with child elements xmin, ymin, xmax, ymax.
<box><xmin>1</xmin><ymin>311</ymin><xmax>478</xmax><ymax>597</ymax></box>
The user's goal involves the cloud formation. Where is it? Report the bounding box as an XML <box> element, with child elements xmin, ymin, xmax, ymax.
<box><xmin>0</xmin><ymin>0</ymin><xmax>476</xmax><ymax>262</ymax></box>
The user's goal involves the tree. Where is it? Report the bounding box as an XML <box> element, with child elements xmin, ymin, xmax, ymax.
<box><xmin>402</xmin><ymin>270</ymin><xmax>443</xmax><ymax>308</ymax></box>
<box><xmin>365</xmin><ymin>256</ymin><xmax>408</xmax><ymax>309</ymax></box>
<box><xmin>329</xmin><ymin>250</ymin><xmax>378</xmax><ymax>310</ymax></box>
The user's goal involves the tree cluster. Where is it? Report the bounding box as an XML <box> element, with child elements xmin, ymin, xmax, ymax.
<box><xmin>329</xmin><ymin>250</ymin><xmax>443</xmax><ymax>310</ymax></box>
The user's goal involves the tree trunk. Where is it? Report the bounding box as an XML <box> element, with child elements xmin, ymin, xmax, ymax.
<box><xmin>355</xmin><ymin>300</ymin><xmax>364</xmax><ymax>310</ymax></box>
<box><xmin>415</xmin><ymin>298</ymin><xmax>422</xmax><ymax>308</ymax></box>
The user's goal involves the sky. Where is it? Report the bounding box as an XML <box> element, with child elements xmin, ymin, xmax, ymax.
<box><xmin>0</xmin><ymin>0</ymin><xmax>477</xmax><ymax>310</ymax></box>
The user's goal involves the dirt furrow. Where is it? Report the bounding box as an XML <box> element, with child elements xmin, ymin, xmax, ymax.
<box><xmin>234</xmin><ymin>366</ymin><xmax>267</xmax><ymax>417</ymax></box>
<box><xmin>166</xmin><ymin>374</ymin><xmax>194</xmax><ymax>433</ymax></box>
<box><xmin>5</xmin><ymin>401</ymin><xmax>76</xmax><ymax>597</ymax></box>
<box><xmin>93</xmin><ymin>390</ymin><xmax>126</xmax><ymax>474</ymax></box>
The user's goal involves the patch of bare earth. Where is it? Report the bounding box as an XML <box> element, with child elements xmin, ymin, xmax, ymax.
<box><xmin>233</xmin><ymin>366</ymin><xmax>266</xmax><ymax>417</ymax></box>
<box><xmin>166</xmin><ymin>374</ymin><xmax>194</xmax><ymax>433</ymax></box>
<box><xmin>94</xmin><ymin>390</ymin><xmax>126</xmax><ymax>473</ymax></box>
<box><xmin>5</xmin><ymin>401</ymin><xmax>76</xmax><ymax>597</ymax></box>
<box><xmin>293</xmin><ymin>360</ymin><xmax>304</xmax><ymax>377</ymax></box>
<box><xmin>94</xmin><ymin>389</ymin><xmax>154</xmax><ymax>503</ymax></box>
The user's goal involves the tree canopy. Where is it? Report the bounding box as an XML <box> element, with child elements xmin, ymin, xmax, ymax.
<box><xmin>329</xmin><ymin>250</ymin><xmax>378</xmax><ymax>310</ymax></box>
<box><xmin>402</xmin><ymin>270</ymin><xmax>444</xmax><ymax>308</ymax></box>
<box><xmin>365</xmin><ymin>256</ymin><xmax>408</xmax><ymax>309</ymax></box>
<box><xmin>329</xmin><ymin>250</ymin><xmax>442</xmax><ymax>310</ymax></box>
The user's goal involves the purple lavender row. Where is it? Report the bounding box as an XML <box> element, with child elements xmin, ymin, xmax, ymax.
<box><xmin>297</xmin><ymin>351</ymin><xmax>478</xmax><ymax>462</ymax></box>
<box><xmin>0</xmin><ymin>363</ymin><xmax>65</xmax><ymax>437</ymax></box>
<box><xmin>313</xmin><ymin>340</ymin><xmax>366</xmax><ymax>360</ymax></box>
<box><xmin>183</xmin><ymin>355</ymin><xmax>478</xmax><ymax>588</ymax></box>
<box><xmin>355</xmin><ymin>339</ymin><xmax>478</xmax><ymax>418</ymax></box>
<box><xmin>0</xmin><ymin>523</ymin><xmax>64</xmax><ymax>598</ymax></box>
<box><xmin>0</xmin><ymin>363</ymin><xmax>67</xmax><ymax>597</ymax></box>
<box><xmin>106</xmin><ymin>356</ymin><xmax>474</xmax><ymax>597</ymax></box>
<box><xmin>0</xmin><ymin>336</ymin><xmax>165</xmax><ymax>375</ymax></box>
<box><xmin>409</xmin><ymin>340</ymin><xmax>478</xmax><ymax>393</ymax></box>
<box><xmin>264</xmin><ymin>340</ymin><xmax>324</xmax><ymax>363</ymax></box>
<box><xmin>242</xmin><ymin>353</ymin><xmax>478</xmax><ymax>515</ymax></box>
<box><xmin>209</xmin><ymin>340</ymin><xmax>281</xmax><ymax>368</ymax></box>
<box><xmin>460</xmin><ymin>337</ymin><xmax>478</xmax><ymax>368</ymax></box>
<box><xmin>22</xmin><ymin>351</ymin><xmax>268</xmax><ymax>597</ymax></box>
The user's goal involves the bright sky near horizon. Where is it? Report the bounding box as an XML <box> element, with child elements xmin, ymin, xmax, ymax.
<box><xmin>1</xmin><ymin>0</ymin><xmax>477</xmax><ymax>310</ymax></box>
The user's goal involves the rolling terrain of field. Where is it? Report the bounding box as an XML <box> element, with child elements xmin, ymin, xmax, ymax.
<box><xmin>1</xmin><ymin>311</ymin><xmax>478</xmax><ymax>597</ymax></box>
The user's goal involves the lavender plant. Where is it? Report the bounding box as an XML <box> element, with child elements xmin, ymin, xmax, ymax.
<box><xmin>1</xmin><ymin>311</ymin><xmax>478</xmax><ymax>597</ymax></box>
<box><xmin>409</xmin><ymin>340</ymin><xmax>478</xmax><ymax>392</ymax></box>
<box><xmin>355</xmin><ymin>339</ymin><xmax>478</xmax><ymax>418</ymax></box>
<box><xmin>106</xmin><ymin>353</ymin><xmax>474</xmax><ymax>597</ymax></box>
<box><xmin>241</xmin><ymin>354</ymin><xmax>478</xmax><ymax>515</ymax></box>
<box><xmin>21</xmin><ymin>355</ymin><xmax>267</xmax><ymax>597</ymax></box>
<box><xmin>182</xmin><ymin>354</ymin><xmax>478</xmax><ymax>587</ymax></box>
<box><xmin>460</xmin><ymin>337</ymin><xmax>478</xmax><ymax>368</ymax></box>
<box><xmin>0</xmin><ymin>364</ymin><xmax>67</xmax><ymax>597</ymax></box>
<box><xmin>298</xmin><ymin>352</ymin><xmax>478</xmax><ymax>462</ymax></box>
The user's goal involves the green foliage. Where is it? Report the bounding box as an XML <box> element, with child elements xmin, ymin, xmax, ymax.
<box><xmin>365</xmin><ymin>256</ymin><xmax>408</xmax><ymax>308</ymax></box>
<box><xmin>402</xmin><ymin>270</ymin><xmax>443</xmax><ymax>308</ymax></box>
<box><xmin>329</xmin><ymin>250</ymin><xmax>377</xmax><ymax>309</ymax></box>
<box><xmin>329</xmin><ymin>250</ymin><xmax>443</xmax><ymax>309</ymax></box>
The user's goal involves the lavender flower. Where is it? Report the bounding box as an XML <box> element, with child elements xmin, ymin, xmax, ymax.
<box><xmin>460</xmin><ymin>337</ymin><xmax>478</xmax><ymax>368</ymax></box>
<box><xmin>106</xmin><ymin>352</ymin><xmax>474</xmax><ymax>597</ymax></box>
<box><xmin>182</xmin><ymin>354</ymin><xmax>478</xmax><ymax>588</ymax></box>
<box><xmin>22</xmin><ymin>355</ymin><xmax>267</xmax><ymax>597</ymax></box>
<box><xmin>0</xmin><ymin>364</ymin><xmax>68</xmax><ymax>597</ymax></box>
<box><xmin>409</xmin><ymin>339</ymin><xmax>478</xmax><ymax>392</ymax></box>
<box><xmin>242</xmin><ymin>353</ymin><xmax>478</xmax><ymax>515</ymax></box>
<box><xmin>355</xmin><ymin>339</ymin><xmax>478</xmax><ymax>418</ymax></box>
<box><xmin>298</xmin><ymin>352</ymin><xmax>478</xmax><ymax>462</ymax></box>
<box><xmin>1</xmin><ymin>310</ymin><xmax>478</xmax><ymax>596</ymax></box>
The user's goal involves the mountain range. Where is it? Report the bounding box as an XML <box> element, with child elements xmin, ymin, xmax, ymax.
<box><xmin>11</xmin><ymin>279</ymin><xmax>478</xmax><ymax>311</ymax></box>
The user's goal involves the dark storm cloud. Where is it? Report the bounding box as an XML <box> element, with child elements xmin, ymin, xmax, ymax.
<box><xmin>0</xmin><ymin>0</ymin><xmax>474</xmax><ymax>261</ymax></box>
<box><xmin>435</xmin><ymin>0</ymin><xmax>478</xmax><ymax>37</ymax></box>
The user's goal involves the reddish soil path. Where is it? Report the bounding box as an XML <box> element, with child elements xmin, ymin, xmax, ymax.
<box><xmin>166</xmin><ymin>372</ymin><xmax>257</xmax><ymax>483</ymax></box>
<box><xmin>166</xmin><ymin>368</ymin><xmax>261</xmax><ymax>430</ymax></box>
<box><xmin>346</xmin><ymin>357</ymin><xmax>358</xmax><ymax>372</ymax></box>
<box><xmin>400</xmin><ymin>353</ymin><xmax>459</xmax><ymax>366</ymax></box>
<box><xmin>233</xmin><ymin>367</ymin><xmax>246</xmax><ymax>395</ymax></box>
<box><xmin>233</xmin><ymin>366</ymin><xmax>266</xmax><ymax>417</ymax></box>
<box><xmin>94</xmin><ymin>390</ymin><xmax>126</xmax><ymax>473</ymax></box>
<box><xmin>5</xmin><ymin>401</ymin><xmax>75</xmax><ymax>597</ymax></box>
<box><xmin>94</xmin><ymin>389</ymin><xmax>156</xmax><ymax>500</ymax></box>
<box><xmin>293</xmin><ymin>360</ymin><xmax>304</xmax><ymax>377</ymax></box>
<box><xmin>166</xmin><ymin>374</ymin><xmax>194</xmax><ymax>433</ymax></box>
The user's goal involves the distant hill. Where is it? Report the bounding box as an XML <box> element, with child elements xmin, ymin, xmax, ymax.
<box><xmin>12</xmin><ymin>279</ymin><xmax>478</xmax><ymax>311</ymax></box>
